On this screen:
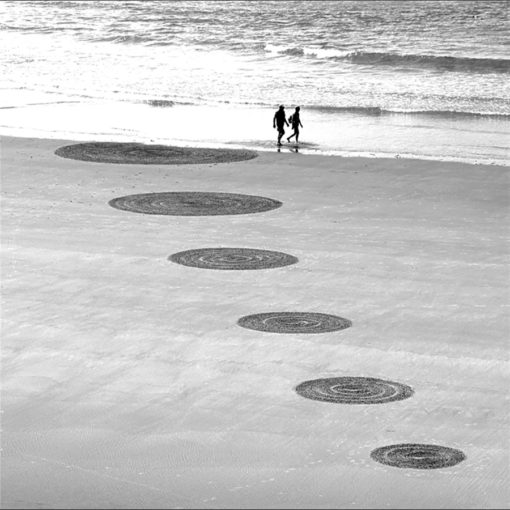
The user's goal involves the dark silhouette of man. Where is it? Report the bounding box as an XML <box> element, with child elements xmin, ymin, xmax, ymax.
<box><xmin>273</xmin><ymin>105</ymin><xmax>289</xmax><ymax>146</ymax></box>
<box><xmin>287</xmin><ymin>106</ymin><xmax>303</xmax><ymax>144</ymax></box>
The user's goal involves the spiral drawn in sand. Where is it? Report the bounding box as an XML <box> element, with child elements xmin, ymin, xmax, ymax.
<box><xmin>370</xmin><ymin>444</ymin><xmax>466</xmax><ymax>469</ymax></box>
<box><xmin>237</xmin><ymin>312</ymin><xmax>351</xmax><ymax>333</ymax></box>
<box><xmin>108</xmin><ymin>192</ymin><xmax>282</xmax><ymax>216</ymax></box>
<box><xmin>295</xmin><ymin>377</ymin><xmax>414</xmax><ymax>404</ymax></box>
<box><xmin>168</xmin><ymin>248</ymin><xmax>298</xmax><ymax>270</ymax></box>
<box><xmin>55</xmin><ymin>142</ymin><xmax>257</xmax><ymax>164</ymax></box>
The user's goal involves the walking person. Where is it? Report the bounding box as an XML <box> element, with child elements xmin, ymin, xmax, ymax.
<box><xmin>287</xmin><ymin>106</ymin><xmax>303</xmax><ymax>144</ymax></box>
<box><xmin>273</xmin><ymin>105</ymin><xmax>289</xmax><ymax>146</ymax></box>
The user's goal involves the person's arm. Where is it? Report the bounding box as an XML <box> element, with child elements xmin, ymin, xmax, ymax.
<box><xmin>299</xmin><ymin>119</ymin><xmax>303</xmax><ymax>128</ymax></box>
<box><xmin>273</xmin><ymin>113</ymin><xmax>276</xmax><ymax>128</ymax></box>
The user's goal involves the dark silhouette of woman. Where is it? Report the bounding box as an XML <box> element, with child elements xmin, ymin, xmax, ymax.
<box><xmin>287</xmin><ymin>106</ymin><xmax>303</xmax><ymax>143</ymax></box>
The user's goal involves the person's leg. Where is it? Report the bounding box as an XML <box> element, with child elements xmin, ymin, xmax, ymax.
<box><xmin>287</xmin><ymin>130</ymin><xmax>295</xmax><ymax>142</ymax></box>
<box><xmin>295</xmin><ymin>128</ymin><xmax>300</xmax><ymax>143</ymax></box>
<box><xmin>277</xmin><ymin>128</ymin><xmax>283</xmax><ymax>145</ymax></box>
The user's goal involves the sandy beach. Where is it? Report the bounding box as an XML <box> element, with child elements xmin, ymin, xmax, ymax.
<box><xmin>1</xmin><ymin>134</ymin><xmax>508</xmax><ymax>508</ymax></box>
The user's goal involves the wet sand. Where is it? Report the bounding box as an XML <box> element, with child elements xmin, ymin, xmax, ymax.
<box><xmin>1</xmin><ymin>135</ymin><xmax>508</xmax><ymax>509</ymax></box>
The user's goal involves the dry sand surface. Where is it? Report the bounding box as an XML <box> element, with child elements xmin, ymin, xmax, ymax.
<box><xmin>1</xmin><ymin>135</ymin><xmax>508</xmax><ymax>509</ymax></box>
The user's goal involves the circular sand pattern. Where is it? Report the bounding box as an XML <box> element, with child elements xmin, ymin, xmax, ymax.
<box><xmin>55</xmin><ymin>142</ymin><xmax>257</xmax><ymax>165</ymax></box>
<box><xmin>295</xmin><ymin>377</ymin><xmax>413</xmax><ymax>404</ymax></box>
<box><xmin>108</xmin><ymin>192</ymin><xmax>282</xmax><ymax>216</ymax></box>
<box><xmin>168</xmin><ymin>248</ymin><xmax>298</xmax><ymax>270</ymax></box>
<box><xmin>370</xmin><ymin>444</ymin><xmax>466</xmax><ymax>469</ymax></box>
<box><xmin>237</xmin><ymin>312</ymin><xmax>351</xmax><ymax>333</ymax></box>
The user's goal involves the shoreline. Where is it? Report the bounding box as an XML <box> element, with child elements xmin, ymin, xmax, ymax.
<box><xmin>2</xmin><ymin>134</ymin><xmax>508</xmax><ymax>508</ymax></box>
<box><xmin>1</xmin><ymin>99</ymin><xmax>508</xmax><ymax>167</ymax></box>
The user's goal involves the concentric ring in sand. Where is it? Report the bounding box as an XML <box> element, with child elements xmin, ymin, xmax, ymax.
<box><xmin>168</xmin><ymin>248</ymin><xmax>298</xmax><ymax>270</ymax></box>
<box><xmin>55</xmin><ymin>142</ymin><xmax>257</xmax><ymax>164</ymax></box>
<box><xmin>237</xmin><ymin>312</ymin><xmax>351</xmax><ymax>333</ymax></box>
<box><xmin>370</xmin><ymin>444</ymin><xmax>466</xmax><ymax>469</ymax></box>
<box><xmin>108</xmin><ymin>192</ymin><xmax>282</xmax><ymax>216</ymax></box>
<box><xmin>295</xmin><ymin>377</ymin><xmax>413</xmax><ymax>404</ymax></box>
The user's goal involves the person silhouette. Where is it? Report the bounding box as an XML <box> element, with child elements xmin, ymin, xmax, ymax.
<box><xmin>287</xmin><ymin>106</ymin><xmax>303</xmax><ymax>144</ymax></box>
<box><xmin>273</xmin><ymin>105</ymin><xmax>289</xmax><ymax>146</ymax></box>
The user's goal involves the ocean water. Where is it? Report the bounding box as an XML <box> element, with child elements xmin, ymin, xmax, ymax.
<box><xmin>1</xmin><ymin>0</ymin><xmax>509</xmax><ymax>164</ymax></box>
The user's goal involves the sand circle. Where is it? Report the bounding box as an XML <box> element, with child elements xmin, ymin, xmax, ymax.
<box><xmin>237</xmin><ymin>312</ymin><xmax>351</xmax><ymax>333</ymax></box>
<box><xmin>370</xmin><ymin>444</ymin><xmax>466</xmax><ymax>469</ymax></box>
<box><xmin>108</xmin><ymin>192</ymin><xmax>282</xmax><ymax>216</ymax></box>
<box><xmin>295</xmin><ymin>377</ymin><xmax>414</xmax><ymax>404</ymax></box>
<box><xmin>168</xmin><ymin>248</ymin><xmax>298</xmax><ymax>270</ymax></box>
<box><xmin>55</xmin><ymin>142</ymin><xmax>257</xmax><ymax>164</ymax></box>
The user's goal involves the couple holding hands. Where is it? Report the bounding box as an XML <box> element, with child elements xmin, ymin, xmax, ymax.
<box><xmin>273</xmin><ymin>105</ymin><xmax>303</xmax><ymax>146</ymax></box>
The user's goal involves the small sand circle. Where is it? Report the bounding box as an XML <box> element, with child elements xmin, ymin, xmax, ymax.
<box><xmin>295</xmin><ymin>377</ymin><xmax>414</xmax><ymax>404</ymax></box>
<box><xmin>237</xmin><ymin>312</ymin><xmax>351</xmax><ymax>333</ymax></box>
<box><xmin>370</xmin><ymin>444</ymin><xmax>466</xmax><ymax>469</ymax></box>
<box><xmin>168</xmin><ymin>248</ymin><xmax>298</xmax><ymax>270</ymax></box>
<box><xmin>108</xmin><ymin>192</ymin><xmax>282</xmax><ymax>216</ymax></box>
<box><xmin>55</xmin><ymin>142</ymin><xmax>257</xmax><ymax>164</ymax></box>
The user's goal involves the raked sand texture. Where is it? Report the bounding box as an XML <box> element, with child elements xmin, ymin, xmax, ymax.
<box><xmin>1</xmin><ymin>135</ymin><xmax>508</xmax><ymax>509</ymax></box>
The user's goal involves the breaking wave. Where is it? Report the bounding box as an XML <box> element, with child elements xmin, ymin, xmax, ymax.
<box><xmin>264</xmin><ymin>45</ymin><xmax>510</xmax><ymax>74</ymax></box>
<box><xmin>338</xmin><ymin>51</ymin><xmax>510</xmax><ymax>74</ymax></box>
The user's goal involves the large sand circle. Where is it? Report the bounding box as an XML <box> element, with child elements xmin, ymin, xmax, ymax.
<box><xmin>237</xmin><ymin>312</ymin><xmax>352</xmax><ymax>333</ymax></box>
<box><xmin>370</xmin><ymin>444</ymin><xmax>466</xmax><ymax>469</ymax></box>
<box><xmin>168</xmin><ymin>247</ymin><xmax>298</xmax><ymax>270</ymax></box>
<box><xmin>295</xmin><ymin>377</ymin><xmax>414</xmax><ymax>404</ymax></box>
<box><xmin>55</xmin><ymin>142</ymin><xmax>257</xmax><ymax>164</ymax></box>
<box><xmin>109</xmin><ymin>192</ymin><xmax>282</xmax><ymax>216</ymax></box>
